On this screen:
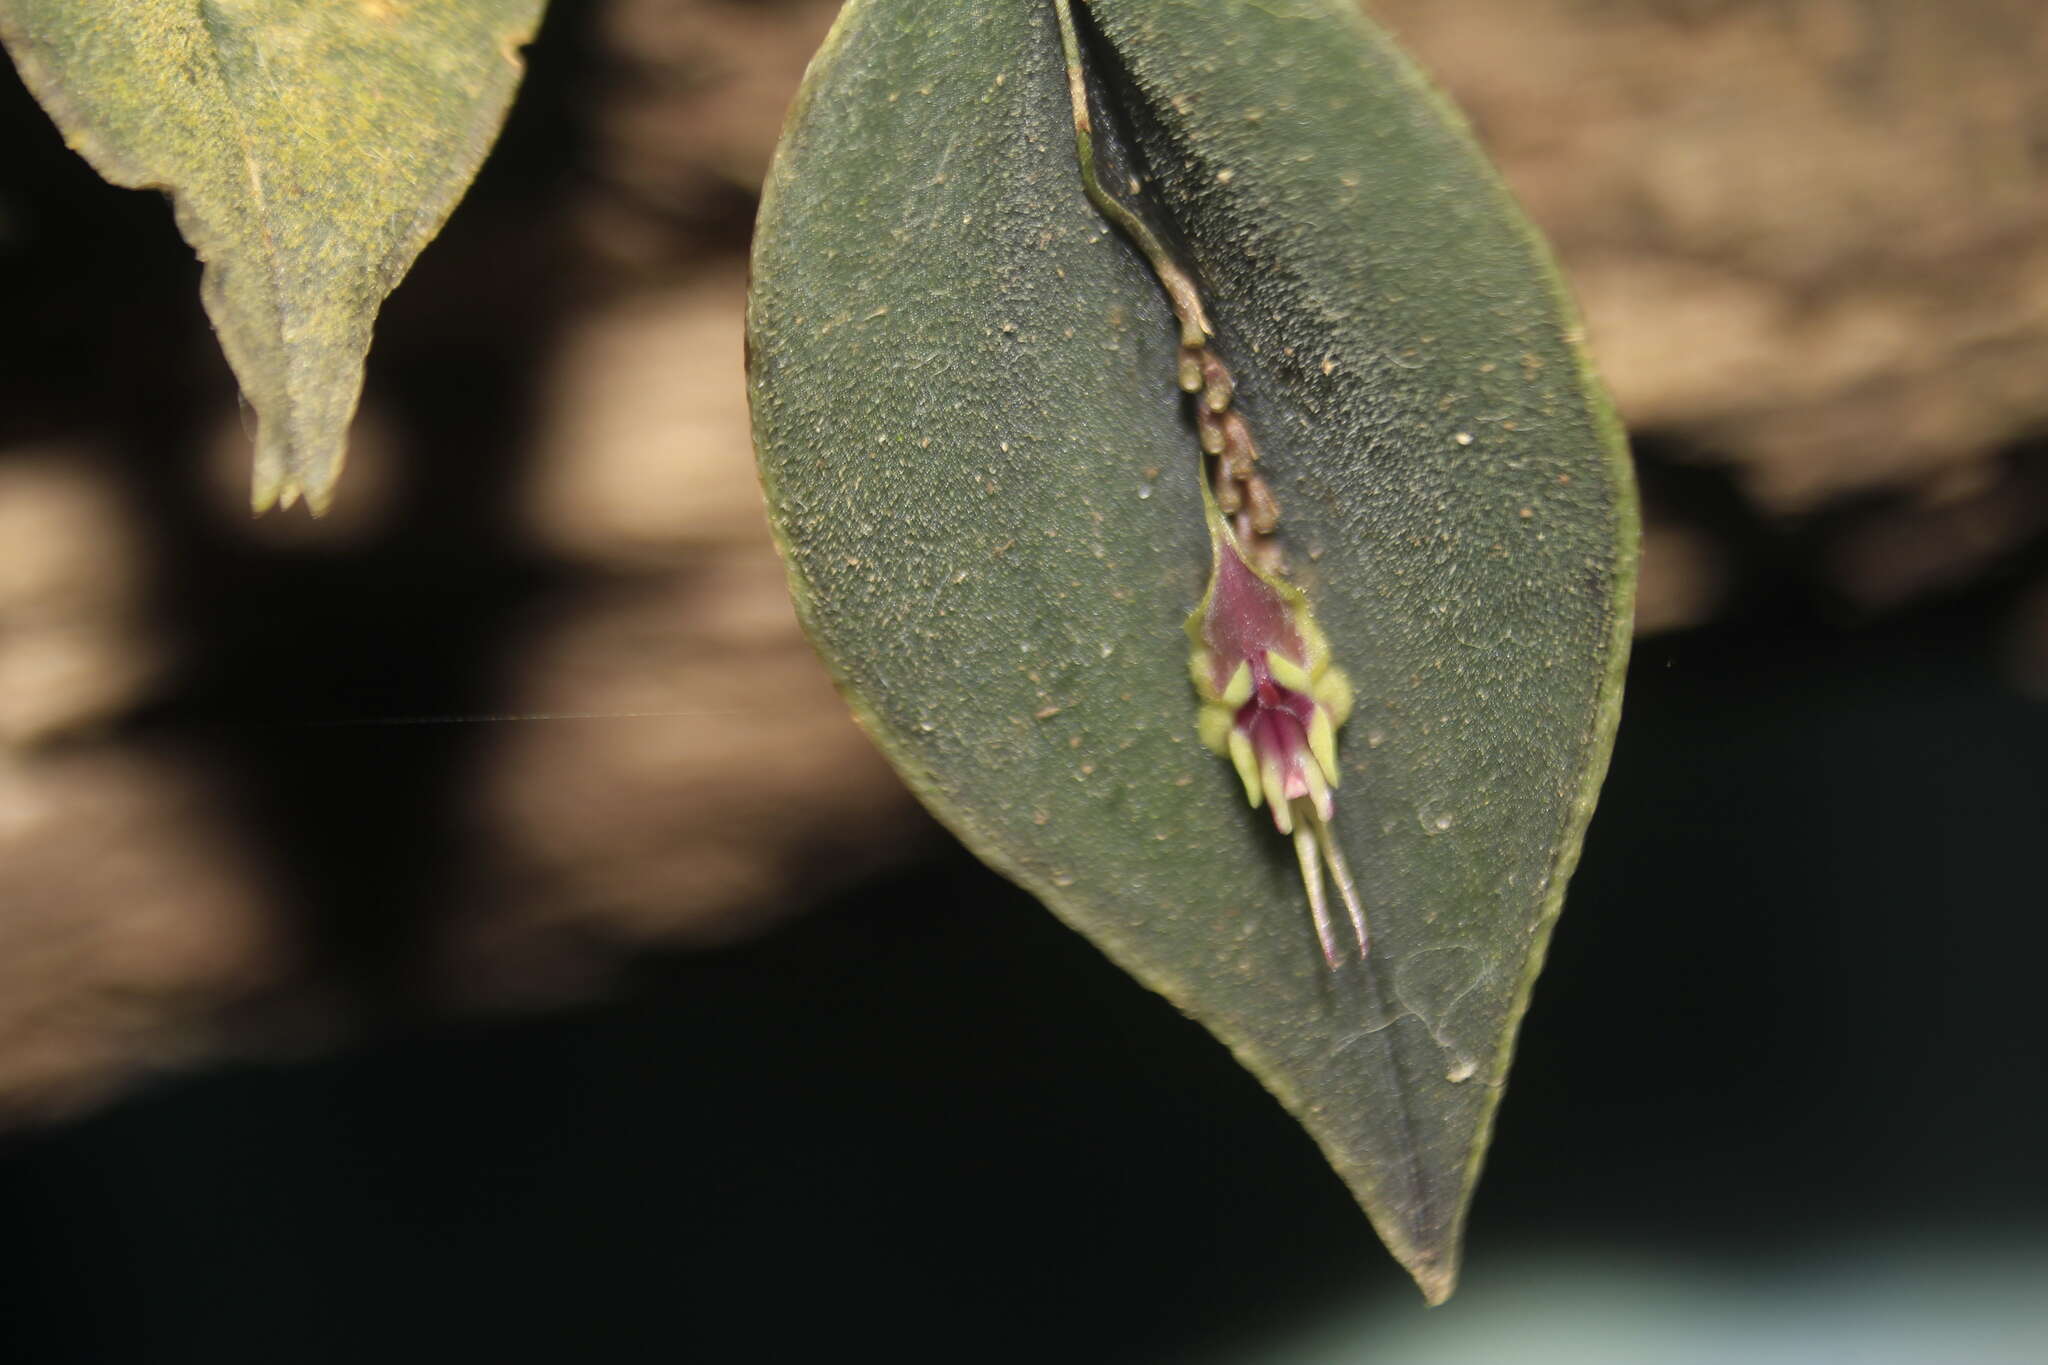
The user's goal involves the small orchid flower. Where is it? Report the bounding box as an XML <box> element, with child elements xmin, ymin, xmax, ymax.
<box><xmin>1186</xmin><ymin>497</ymin><xmax>1369</xmax><ymax>967</ymax></box>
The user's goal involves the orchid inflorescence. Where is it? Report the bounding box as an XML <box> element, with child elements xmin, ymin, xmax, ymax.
<box><xmin>1054</xmin><ymin>0</ymin><xmax>1369</xmax><ymax>968</ymax></box>
<box><xmin>1186</xmin><ymin>490</ymin><xmax>1368</xmax><ymax>967</ymax></box>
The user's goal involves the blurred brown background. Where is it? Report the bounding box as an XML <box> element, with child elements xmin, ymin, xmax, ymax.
<box><xmin>6</xmin><ymin>0</ymin><xmax>2045</xmax><ymax>1126</ymax></box>
<box><xmin>3</xmin><ymin>4</ymin><xmax>2047</xmax><ymax>1360</ymax></box>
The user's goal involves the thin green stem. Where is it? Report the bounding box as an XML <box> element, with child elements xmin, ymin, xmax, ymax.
<box><xmin>1052</xmin><ymin>0</ymin><xmax>1281</xmax><ymax>553</ymax></box>
<box><xmin>1051</xmin><ymin>0</ymin><xmax>1209</xmax><ymax>347</ymax></box>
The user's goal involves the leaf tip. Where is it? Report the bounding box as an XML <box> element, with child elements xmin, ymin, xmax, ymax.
<box><xmin>299</xmin><ymin>474</ymin><xmax>338</xmax><ymax>518</ymax></box>
<box><xmin>1345</xmin><ymin>1155</ymin><xmax>1472</xmax><ymax>1305</ymax></box>
<box><xmin>247</xmin><ymin>434</ymin><xmax>342</xmax><ymax>518</ymax></box>
<box><xmin>1415</xmin><ymin>1263</ymin><xmax>1459</xmax><ymax>1308</ymax></box>
<box><xmin>1388</xmin><ymin>1230</ymin><xmax>1463</xmax><ymax>1307</ymax></box>
<box><xmin>249</xmin><ymin>461</ymin><xmax>284</xmax><ymax>517</ymax></box>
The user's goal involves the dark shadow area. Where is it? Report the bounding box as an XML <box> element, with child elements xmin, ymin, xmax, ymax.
<box><xmin>3</xmin><ymin>580</ymin><xmax>2046</xmax><ymax>1363</ymax></box>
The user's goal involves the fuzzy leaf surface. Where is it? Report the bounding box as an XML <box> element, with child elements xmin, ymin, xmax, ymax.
<box><xmin>748</xmin><ymin>0</ymin><xmax>1636</xmax><ymax>1301</ymax></box>
<box><xmin>0</xmin><ymin>0</ymin><xmax>545</xmax><ymax>511</ymax></box>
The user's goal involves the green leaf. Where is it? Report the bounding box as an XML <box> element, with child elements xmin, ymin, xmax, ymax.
<box><xmin>0</xmin><ymin>0</ymin><xmax>545</xmax><ymax>512</ymax></box>
<box><xmin>748</xmin><ymin>0</ymin><xmax>1635</xmax><ymax>1302</ymax></box>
